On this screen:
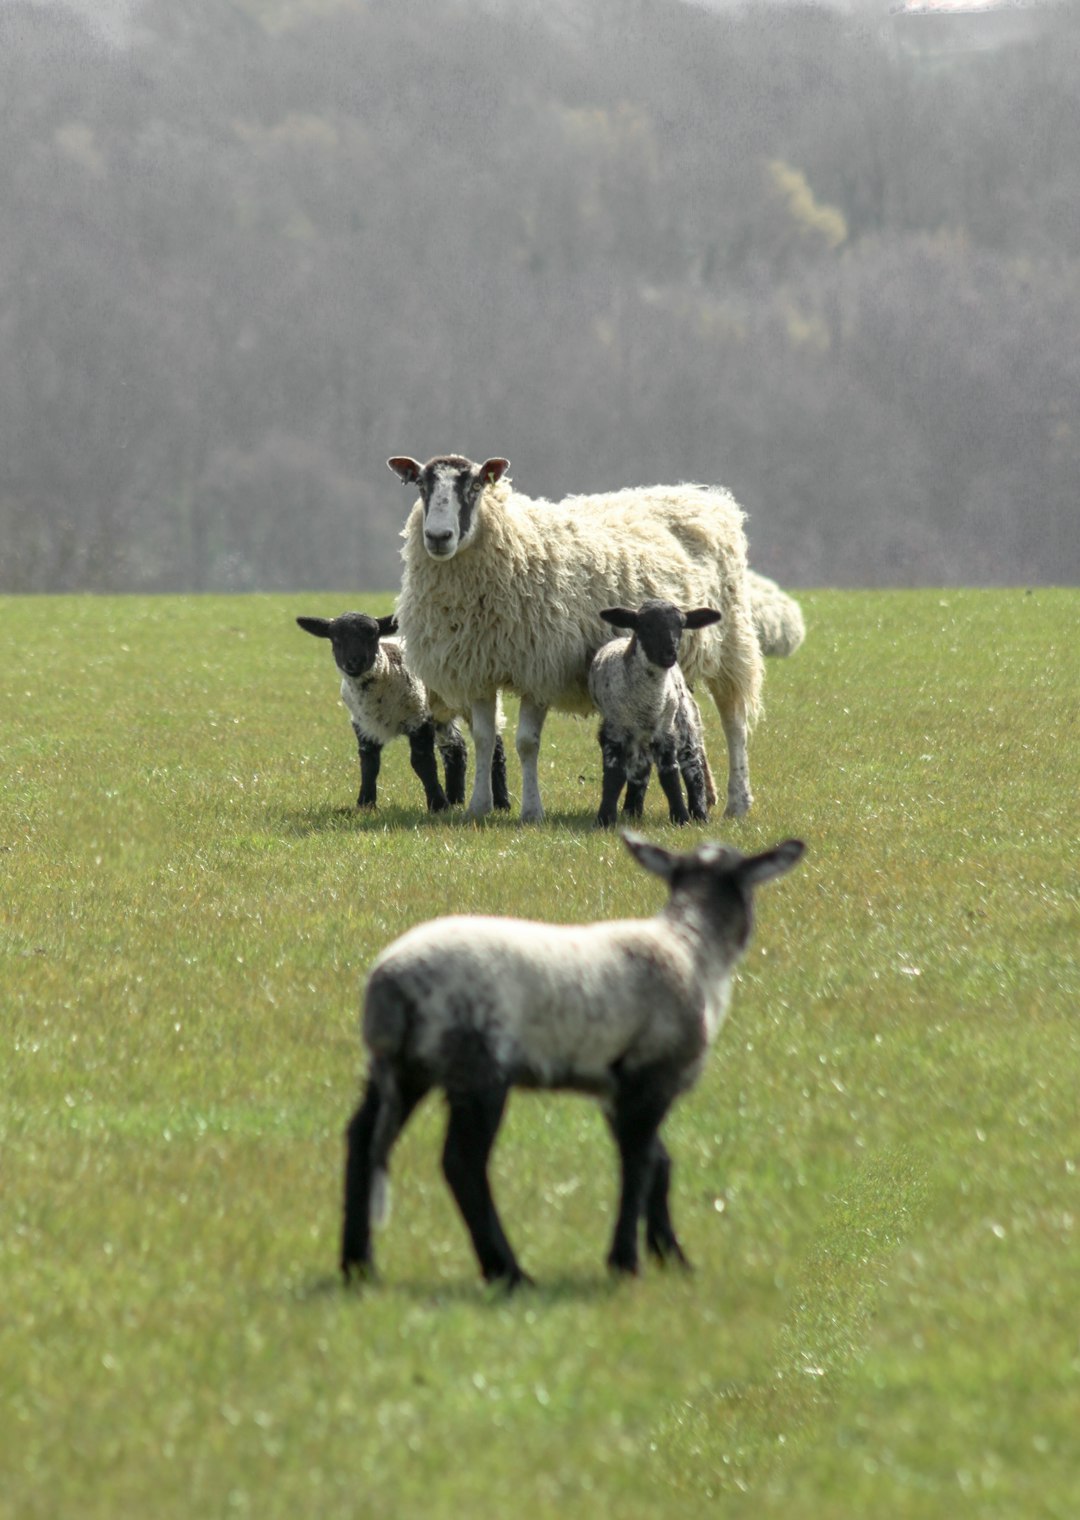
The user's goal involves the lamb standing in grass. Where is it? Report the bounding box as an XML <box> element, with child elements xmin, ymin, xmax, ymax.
<box><xmin>388</xmin><ymin>454</ymin><xmax>763</xmax><ymax>823</ymax></box>
<box><xmin>340</xmin><ymin>831</ymin><xmax>805</xmax><ymax>1287</ymax></box>
<box><xmin>296</xmin><ymin>611</ymin><xmax>509</xmax><ymax>813</ymax></box>
<box><xmin>588</xmin><ymin>600</ymin><xmax>722</xmax><ymax>829</ymax></box>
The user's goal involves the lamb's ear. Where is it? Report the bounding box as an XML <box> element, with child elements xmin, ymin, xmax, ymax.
<box><xmin>388</xmin><ymin>457</ymin><xmax>423</xmax><ymax>485</ymax></box>
<box><xmin>296</xmin><ymin>616</ymin><xmax>332</xmax><ymax>639</ymax></box>
<box><xmin>600</xmin><ymin>607</ymin><xmax>639</xmax><ymax>631</ymax></box>
<box><xmin>737</xmin><ymin>839</ymin><xmax>806</xmax><ymax>888</ymax></box>
<box><xmin>376</xmin><ymin>614</ymin><xmax>399</xmax><ymax>638</ymax></box>
<box><xmin>622</xmin><ymin>831</ymin><xmax>677</xmax><ymax>881</ymax></box>
<box><xmin>478</xmin><ymin>457</ymin><xmax>510</xmax><ymax>486</ymax></box>
<box><xmin>683</xmin><ymin>607</ymin><xmax>723</xmax><ymax>630</ymax></box>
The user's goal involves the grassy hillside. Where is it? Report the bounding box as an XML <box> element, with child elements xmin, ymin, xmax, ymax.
<box><xmin>2</xmin><ymin>589</ymin><xmax>1077</xmax><ymax>1518</ymax></box>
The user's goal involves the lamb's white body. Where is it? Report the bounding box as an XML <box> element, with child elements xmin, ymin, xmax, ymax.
<box><xmin>390</xmin><ymin>457</ymin><xmax>763</xmax><ymax>822</ymax></box>
<box><xmin>340</xmin><ymin>832</ymin><xmax>805</xmax><ymax>1288</ymax></box>
<box><xmin>364</xmin><ymin>914</ymin><xmax>730</xmax><ymax>1092</ymax></box>
<box><xmin>746</xmin><ymin>570</ymin><xmax>806</xmax><ymax>659</ymax></box>
<box><xmin>337</xmin><ymin>639</ymin><xmax>434</xmax><ymax>746</ymax></box>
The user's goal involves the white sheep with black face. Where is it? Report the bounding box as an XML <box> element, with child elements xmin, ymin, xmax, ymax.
<box><xmin>587</xmin><ymin>599</ymin><xmax>721</xmax><ymax>829</ymax></box>
<box><xmin>387</xmin><ymin>454</ymin><xmax>763</xmax><ymax>824</ymax></box>
<box><xmin>340</xmin><ymin>831</ymin><xmax>805</xmax><ymax>1288</ymax></box>
<box><xmin>296</xmin><ymin>611</ymin><xmax>509</xmax><ymax>813</ymax></box>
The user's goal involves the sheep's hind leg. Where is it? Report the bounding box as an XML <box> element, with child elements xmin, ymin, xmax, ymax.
<box><xmin>408</xmin><ymin>720</ymin><xmax>450</xmax><ymax>811</ymax></box>
<box><xmin>341</xmin><ymin>1072</ymin><xmax>427</xmax><ymax>1282</ymax></box>
<box><xmin>516</xmin><ymin>699</ymin><xmax>548</xmax><ymax>823</ymax></box>
<box><xmin>442</xmin><ymin>1087</ymin><xmax>532</xmax><ymax>1288</ymax></box>
<box><xmin>436</xmin><ymin>721</ymin><xmax>468</xmax><ymax>806</ymax></box>
<box><xmin>654</xmin><ymin>737</ymin><xmax>690</xmax><ymax>825</ymax></box>
<box><xmin>621</xmin><ymin>747</ymin><xmax>651</xmax><ymax>821</ymax></box>
<box><xmin>678</xmin><ymin>740</ymin><xmax>711</xmax><ymax>823</ymax></box>
<box><xmin>491</xmin><ymin>734</ymin><xmax>511</xmax><ymax>811</ymax></box>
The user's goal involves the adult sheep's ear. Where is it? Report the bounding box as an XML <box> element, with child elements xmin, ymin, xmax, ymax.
<box><xmin>388</xmin><ymin>457</ymin><xmax>423</xmax><ymax>485</ymax></box>
<box><xmin>622</xmin><ymin>831</ymin><xmax>677</xmax><ymax>881</ymax></box>
<box><xmin>478</xmin><ymin>458</ymin><xmax>510</xmax><ymax>486</ymax></box>
<box><xmin>296</xmin><ymin>616</ymin><xmax>332</xmax><ymax>639</ymax></box>
<box><xmin>600</xmin><ymin>607</ymin><xmax>639</xmax><ymax>630</ymax></box>
<box><xmin>683</xmin><ymin>607</ymin><xmax>723</xmax><ymax>630</ymax></box>
<box><xmin>376</xmin><ymin>614</ymin><xmax>399</xmax><ymax>638</ymax></box>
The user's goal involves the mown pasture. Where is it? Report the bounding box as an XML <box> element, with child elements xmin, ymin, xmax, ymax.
<box><xmin>1</xmin><ymin>589</ymin><xmax>1077</xmax><ymax>1519</ymax></box>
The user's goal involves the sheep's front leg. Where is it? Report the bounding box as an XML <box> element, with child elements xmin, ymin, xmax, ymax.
<box><xmin>643</xmin><ymin>1135</ymin><xmax>691</xmax><ymax>1269</ymax></box>
<box><xmin>607</xmin><ymin>1079</ymin><xmax>674</xmax><ymax>1275</ymax></box>
<box><xmin>442</xmin><ymin>1087</ymin><xmax>532</xmax><ymax>1288</ymax></box>
<box><xmin>596</xmin><ymin>724</ymin><xmax>628</xmax><ymax>828</ymax></box>
<box><xmin>354</xmin><ymin>728</ymin><xmax>381</xmax><ymax>809</ymax></box>
<box><xmin>466</xmin><ymin>697</ymin><xmax>499</xmax><ymax>818</ymax></box>
<box><xmin>719</xmin><ymin>701</ymin><xmax>753</xmax><ymax>818</ymax></box>
<box><xmin>407</xmin><ymin>720</ymin><xmax>450</xmax><ymax>812</ymax></box>
<box><xmin>516</xmin><ymin>698</ymin><xmax>548</xmax><ymax>823</ymax></box>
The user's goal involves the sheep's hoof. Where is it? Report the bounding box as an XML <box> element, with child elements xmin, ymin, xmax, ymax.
<box><xmin>723</xmin><ymin>794</ymin><xmax>752</xmax><ymax>819</ymax></box>
<box><xmin>356</xmin><ymin>798</ymin><xmax>378</xmax><ymax>811</ymax></box>
<box><xmin>606</xmin><ymin>1252</ymin><xmax>641</xmax><ymax>1278</ymax></box>
<box><xmin>341</xmin><ymin>1258</ymin><xmax>376</xmax><ymax>1287</ymax></box>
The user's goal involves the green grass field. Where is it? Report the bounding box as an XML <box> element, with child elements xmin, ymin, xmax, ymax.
<box><xmin>2</xmin><ymin>589</ymin><xmax>1077</xmax><ymax>1518</ymax></box>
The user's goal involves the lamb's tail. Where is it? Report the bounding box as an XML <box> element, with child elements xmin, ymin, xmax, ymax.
<box><xmin>746</xmin><ymin>570</ymin><xmax>806</xmax><ymax>659</ymax></box>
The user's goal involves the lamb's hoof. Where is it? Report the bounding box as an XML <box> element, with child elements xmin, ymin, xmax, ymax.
<box><xmin>606</xmin><ymin>1252</ymin><xmax>641</xmax><ymax>1278</ymax></box>
<box><xmin>356</xmin><ymin>798</ymin><xmax>378</xmax><ymax>811</ymax></box>
<box><xmin>723</xmin><ymin>794</ymin><xmax>752</xmax><ymax>819</ymax></box>
<box><xmin>341</xmin><ymin>1258</ymin><xmax>376</xmax><ymax>1287</ymax></box>
<box><xmin>519</xmin><ymin>805</ymin><xmax>545</xmax><ymax>825</ymax></box>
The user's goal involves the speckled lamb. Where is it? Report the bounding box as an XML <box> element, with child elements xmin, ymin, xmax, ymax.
<box><xmin>588</xmin><ymin>600</ymin><xmax>721</xmax><ymax>828</ymax></box>
<box><xmin>296</xmin><ymin>611</ymin><xmax>509</xmax><ymax>813</ymax></box>
<box><xmin>340</xmin><ymin>831</ymin><xmax>805</xmax><ymax>1288</ymax></box>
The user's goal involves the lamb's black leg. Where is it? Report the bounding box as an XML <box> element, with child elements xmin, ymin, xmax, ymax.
<box><xmin>678</xmin><ymin>740</ymin><xmax>711</xmax><ymax>823</ymax></box>
<box><xmin>491</xmin><ymin>734</ymin><xmax>511</xmax><ymax>811</ymax></box>
<box><xmin>442</xmin><ymin>1086</ymin><xmax>531</xmax><ymax>1287</ymax></box>
<box><xmin>621</xmin><ymin>753</ymin><xmax>651</xmax><ymax>821</ymax></box>
<box><xmin>654</xmin><ymin>737</ymin><xmax>689</xmax><ymax>825</ymax></box>
<box><xmin>607</xmin><ymin>1077</ymin><xmax>674</xmax><ymax>1275</ymax></box>
<box><xmin>596</xmin><ymin>726</ymin><xmax>628</xmax><ymax>828</ymax></box>
<box><xmin>341</xmin><ymin>1080</ymin><xmax>381</xmax><ymax>1279</ymax></box>
<box><xmin>407</xmin><ymin>720</ymin><xmax>450</xmax><ymax>812</ymax></box>
<box><xmin>643</xmin><ymin>1135</ymin><xmax>691</xmax><ymax>1268</ymax></box>
<box><xmin>436</xmin><ymin>722</ymin><xmax>468</xmax><ymax>806</ymax></box>
<box><xmin>341</xmin><ymin>1073</ymin><xmax>427</xmax><ymax>1282</ymax></box>
<box><xmin>355</xmin><ymin>730</ymin><xmax>381</xmax><ymax>809</ymax></box>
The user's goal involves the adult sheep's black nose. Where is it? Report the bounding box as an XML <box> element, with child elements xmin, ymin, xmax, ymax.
<box><xmin>425</xmin><ymin>529</ymin><xmax>455</xmax><ymax>553</ymax></box>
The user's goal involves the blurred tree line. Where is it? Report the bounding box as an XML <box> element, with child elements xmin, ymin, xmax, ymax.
<box><xmin>1</xmin><ymin>0</ymin><xmax>1077</xmax><ymax>591</ymax></box>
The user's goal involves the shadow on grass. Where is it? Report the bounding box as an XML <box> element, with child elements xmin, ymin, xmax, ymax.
<box><xmin>271</xmin><ymin>802</ymin><xmax>602</xmax><ymax>839</ymax></box>
<box><xmin>288</xmin><ymin>1268</ymin><xmax>624</xmax><ymax>1307</ymax></box>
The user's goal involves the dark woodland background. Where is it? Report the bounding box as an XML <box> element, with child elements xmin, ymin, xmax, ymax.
<box><xmin>2</xmin><ymin>0</ymin><xmax>1077</xmax><ymax>593</ymax></box>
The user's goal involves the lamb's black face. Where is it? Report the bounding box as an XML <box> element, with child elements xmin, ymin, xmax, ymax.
<box><xmin>632</xmin><ymin>600</ymin><xmax>690</xmax><ymax>670</ymax></box>
<box><xmin>388</xmin><ymin>455</ymin><xmax>510</xmax><ymax>561</ymax></box>
<box><xmin>296</xmin><ymin>611</ymin><xmax>395</xmax><ymax>679</ymax></box>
